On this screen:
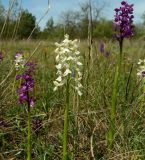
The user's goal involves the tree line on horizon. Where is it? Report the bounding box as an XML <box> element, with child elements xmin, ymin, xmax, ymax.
<box><xmin>0</xmin><ymin>0</ymin><xmax>145</xmax><ymax>40</ymax></box>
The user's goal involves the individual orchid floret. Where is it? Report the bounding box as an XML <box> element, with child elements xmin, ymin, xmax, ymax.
<box><xmin>0</xmin><ymin>118</ymin><xmax>9</xmax><ymax>127</ymax></box>
<box><xmin>137</xmin><ymin>59</ymin><xmax>145</xmax><ymax>77</ymax></box>
<box><xmin>54</xmin><ymin>34</ymin><xmax>83</xmax><ymax>96</ymax></box>
<box><xmin>0</xmin><ymin>52</ymin><xmax>3</xmax><ymax>62</ymax></box>
<box><xmin>15</xmin><ymin>52</ymin><xmax>25</xmax><ymax>70</ymax></box>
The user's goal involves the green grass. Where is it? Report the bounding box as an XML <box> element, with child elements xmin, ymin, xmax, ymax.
<box><xmin>0</xmin><ymin>39</ymin><xmax>145</xmax><ymax>159</ymax></box>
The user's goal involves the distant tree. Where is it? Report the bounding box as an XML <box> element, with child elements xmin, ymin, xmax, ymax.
<box><xmin>46</xmin><ymin>17</ymin><xmax>54</xmax><ymax>31</ymax></box>
<box><xmin>93</xmin><ymin>0</ymin><xmax>107</xmax><ymax>21</ymax></box>
<box><xmin>53</xmin><ymin>24</ymin><xmax>64</xmax><ymax>39</ymax></box>
<box><xmin>142</xmin><ymin>12</ymin><xmax>145</xmax><ymax>25</ymax></box>
<box><xmin>0</xmin><ymin>1</ymin><xmax>5</xmax><ymax>30</ymax></box>
<box><xmin>9</xmin><ymin>0</ymin><xmax>19</xmax><ymax>20</ymax></box>
<box><xmin>78</xmin><ymin>0</ymin><xmax>108</xmax><ymax>38</ymax></box>
<box><xmin>42</xmin><ymin>17</ymin><xmax>54</xmax><ymax>38</ymax></box>
<box><xmin>93</xmin><ymin>19</ymin><xmax>113</xmax><ymax>38</ymax></box>
<box><xmin>4</xmin><ymin>0</ymin><xmax>19</xmax><ymax>39</ymax></box>
<box><xmin>134</xmin><ymin>13</ymin><xmax>145</xmax><ymax>39</ymax></box>
<box><xmin>60</xmin><ymin>10</ymin><xmax>80</xmax><ymax>38</ymax></box>
<box><xmin>40</xmin><ymin>17</ymin><xmax>65</xmax><ymax>40</ymax></box>
<box><xmin>17</xmin><ymin>10</ymin><xmax>38</xmax><ymax>39</ymax></box>
<box><xmin>0</xmin><ymin>1</ymin><xmax>4</xmax><ymax>20</ymax></box>
<box><xmin>40</xmin><ymin>17</ymin><xmax>54</xmax><ymax>39</ymax></box>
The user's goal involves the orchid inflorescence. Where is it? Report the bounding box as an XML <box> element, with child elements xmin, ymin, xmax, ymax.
<box><xmin>15</xmin><ymin>52</ymin><xmax>25</xmax><ymax>70</ymax></box>
<box><xmin>114</xmin><ymin>1</ymin><xmax>134</xmax><ymax>41</ymax></box>
<box><xmin>0</xmin><ymin>118</ymin><xmax>9</xmax><ymax>128</ymax></box>
<box><xmin>54</xmin><ymin>34</ymin><xmax>83</xmax><ymax>96</ymax></box>
<box><xmin>137</xmin><ymin>59</ymin><xmax>145</xmax><ymax>78</ymax></box>
<box><xmin>16</xmin><ymin>61</ymin><xmax>36</xmax><ymax>107</ymax></box>
<box><xmin>0</xmin><ymin>52</ymin><xmax>3</xmax><ymax>62</ymax></box>
<box><xmin>99</xmin><ymin>42</ymin><xmax>110</xmax><ymax>58</ymax></box>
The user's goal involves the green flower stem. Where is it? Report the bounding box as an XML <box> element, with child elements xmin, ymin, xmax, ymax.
<box><xmin>143</xmin><ymin>78</ymin><xmax>145</xmax><ymax>110</ymax></box>
<box><xmin>12</xmin><ymin>73</ymin><xmax>16</xmax><ymax>94</ymax></box>
<box><xmin>27</xmin><ymin>91</ymin><xmax>31</xmax><ymax>160</ymax></box>
<box><xmin>62</xmin><ymin>78</ymin><xmax>70</xmax><ymax>160</ymax></box>
<box><xmin>108</xmin><ymin>40</ymin><xmax>123</xmax><ymax>149</ymax></box>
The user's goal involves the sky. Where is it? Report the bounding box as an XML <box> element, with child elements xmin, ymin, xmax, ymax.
<box><xmin>1</xmin><ymin>0</ymin><xmax>145</xmax><ymax>29</ymax></box>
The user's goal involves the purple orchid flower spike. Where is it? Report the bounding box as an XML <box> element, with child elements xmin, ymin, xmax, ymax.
<box><xmin>114</xmin><ymin>1</ymin><xmax>134</xmax><ymax>42</ymax></box>
<box><xmin>16</xmin><ymin>61</ymin><xmax>36</xmax><ymax>107</ymax></box>
<box><xmin>99</xmin><ymin>42</ymin><xmax>105</xmax><ymax>54</ymax></box>
<box><xmin>99</xmin><ymin>42</ymin><xmax>111</xmax><ymax>58</ymax></box>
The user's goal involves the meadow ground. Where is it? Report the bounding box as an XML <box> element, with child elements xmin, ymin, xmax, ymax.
<box><xmin>0</xmin><ymin>38</ymin><xmax>145</xmax><ymax>159</ymax></box>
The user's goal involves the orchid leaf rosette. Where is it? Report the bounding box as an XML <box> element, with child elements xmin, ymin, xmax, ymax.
<box><xmin>54</xmin><ymin>34</ymin><xmax>83</xmax><ymax>96</ymax></box>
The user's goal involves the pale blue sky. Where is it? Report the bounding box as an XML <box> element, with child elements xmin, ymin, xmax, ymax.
<box><xmin>1</xmin><ymin>0</ymin><xmax>145</xmax><ymax>29</ymax></box>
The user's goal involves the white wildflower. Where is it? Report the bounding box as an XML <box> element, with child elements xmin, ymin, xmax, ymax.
<box><xmin>137</xmin><ymin>59</ymin><xmax>145</xmax><ymax>77</ymax></box>
<box><xmin>54</xmin><ymin>34</ymin><xmax>83</xmax><ymax>96</ymax></box>
<box><xmin>15</xmin><ymin>53</ymin><xmax>25</xmax><ymax>70</ymax></box>
<box><xmin>77</xmin><ymin>62</ymin><xmax>83</xmax><ymax>66</ymax></box>
<box><xmin>56</xmin><ymin>64</ymin><xmax>62</xmax><ymax>70</ymax></box>
<box><xmin>56</xmin><ymin>76</ymin><xmax>62</xmax><ymax>82</ymax></box>
<box><xmin>63</xmin><ymin>69</ymin><xmax>72</xmax><ymax>77</ymax></box>
<box><xmin>138</xmin><ymin>59</ymin><xmax>142</xmax><ymax>65</ymax></box>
